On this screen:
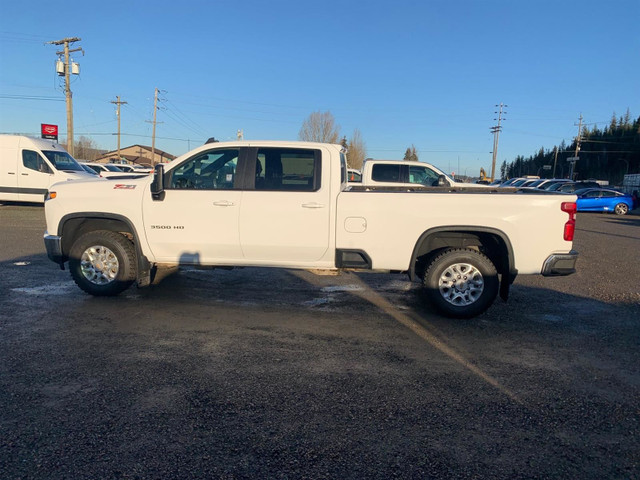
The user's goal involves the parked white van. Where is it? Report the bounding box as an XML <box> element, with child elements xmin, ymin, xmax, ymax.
<box><xmin>0</xmin><ymin>135</ymin><xmax>94</xmax><ymax>203</ymax></box>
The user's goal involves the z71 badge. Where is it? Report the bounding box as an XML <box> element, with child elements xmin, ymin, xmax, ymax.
<box><xmin>113</xmin><ymin>184</ymin><xmax>136</xmax><ymax>189</ymax></box>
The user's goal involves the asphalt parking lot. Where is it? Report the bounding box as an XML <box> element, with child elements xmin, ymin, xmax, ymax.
<box><xmin>1</xmin><ymin>203</ymin><xmax>639</xmax><ymax>479</ymax></box>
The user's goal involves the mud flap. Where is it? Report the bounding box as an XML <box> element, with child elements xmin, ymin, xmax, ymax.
<box><xmin>499</xmin><ymin>272</ymin><xmax>517</xmax><ymax>301</ymax></box>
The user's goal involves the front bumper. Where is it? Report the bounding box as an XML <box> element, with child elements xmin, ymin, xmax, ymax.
<box><xmin>44</xmin><ymin>233</ymin><xmax>65</xmax><ymax>267</ymax></box>
<box><xmin>542</xmin><ymin>250</ymin><xmax>578</xmax><ymax>276</ymax></box>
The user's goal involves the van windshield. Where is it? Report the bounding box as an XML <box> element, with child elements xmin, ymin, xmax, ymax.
<box><xmin>42</xmin><ymin>150</ymin><xmax>85</xmax><ymax>172</ymax></box>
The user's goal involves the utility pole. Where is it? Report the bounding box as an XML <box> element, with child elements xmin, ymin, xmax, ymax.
<box><xmin>145</xmin><ymin>88</ymin><xmax>164</xmax><ymax>165</ymax></box>
<box><xmin>110</xmin><ymin>96</ymin><xmax>127</xmax><ymax>161</ymax></box>
<box><xmin>490</xmin><ymin>103</ymin><xmax>507</xmax><ymax>181</ymax></box>
<box><xmin>569</xmin><ymin>114</ymin><xmax>583</xmax><ymax>180</ymax></box>
<box><xmin>552</xmin><ymin>146</ymin><xmax>559</xmax><ymax>178</ymax></box>
<box><xmin>151</xmin><ymin>88</ymin><xmax>158</xmax><ymax>165</ymax></box>
<box><xmin>47</xmin><ymin>37</ymin><xmax>83</xmax><ymax>155</ymax></box>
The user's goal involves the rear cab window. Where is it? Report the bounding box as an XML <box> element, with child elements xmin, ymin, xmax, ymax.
<box><xmin>371</xmin><ymin>164</ymin><xmax>402</xmax><ymax>182</ymax></box>
<box><xmin>254</xmin><ymin>148</ymin><xmax>321</xmax><ymax>191</ymax></box>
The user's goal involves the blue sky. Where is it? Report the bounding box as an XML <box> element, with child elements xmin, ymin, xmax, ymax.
<box><xmin>1</xmin><ymin>0</ymin><xmax>638</xmax><ymax>177</ymax></box>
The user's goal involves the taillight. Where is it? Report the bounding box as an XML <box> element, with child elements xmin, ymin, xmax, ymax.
<box><xmin>561</xmin><ymin>202</ymin><xmax>576</xmax><ymax>241</ymax></box>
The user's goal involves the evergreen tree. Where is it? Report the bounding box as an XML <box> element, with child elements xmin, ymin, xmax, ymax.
<box><xmin>403</xmin><ymin>145</ymin><xmax>418</xmax><ymax>161</ymax></box>
<box><xmin>502</xmin><ymin>110</ymin><xmax>639</xmax><ymax>185</ymax></box>
<box><xmin>623</xmin><ymin>108</ymin><xmax>631</xmax><ymax>128</ymax></box>
<box><xmin>609</xmin><ymin>112</ymin><xmax>618</xmax><ymax>133</ymax></box>
<box><xmin>500</xmin><ymin>160</ymin><xmax>507</xmax><ymax>180</ymax></box>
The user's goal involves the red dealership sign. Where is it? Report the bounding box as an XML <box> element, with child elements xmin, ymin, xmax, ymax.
<box><xmin>41</xmin><ymin>124</ymin><xmax>59</xmax><ymax>141</ymax></box>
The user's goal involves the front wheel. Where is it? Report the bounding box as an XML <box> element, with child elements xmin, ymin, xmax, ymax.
<box><xmin>69</xmin><ymin>230</ymin><xmax>137</xmax><ymax>296</ymax></box>
<box><xmin>614</xmin><ymin>203</ymin><xmax>629</xmax><ymax>215</ymax></box>
<box><xmin>422</xmin><ymin>248</ymin><xmax>499</xmax><ymax>319</ymax></box>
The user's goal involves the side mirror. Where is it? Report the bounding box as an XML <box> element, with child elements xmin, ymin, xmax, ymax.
<box><xmin>437</xmin><ymin>174</ymin><xmax>448</xmax><ymax>187</ymax></box>
<box><xmin>151</xmin><ymin>164</ymin><xmax>165</xmax><ymax>201</ymax></box>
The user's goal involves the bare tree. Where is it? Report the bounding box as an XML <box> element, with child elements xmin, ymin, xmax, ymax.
<box><xmin>73</xmin><ymin>136</ymin><xmax>100</xmax><ymax>161</ymax></box>
<box><xmin>298</xmin><ymin>111</ymin><xmax>341</xmax><ymax>143</ymax></box>
<box><xmin>347</xmin><ymin>128</ymin><xmax>367</xmax><ymax>170</ymax></box>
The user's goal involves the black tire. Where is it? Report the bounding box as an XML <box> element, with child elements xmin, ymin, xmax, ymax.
<box><xmin>422</xmin><ymin>248</ymin><xmax>499</xmax><ymax>319</ymax></box>
<box><xmin>69</xmin><ymin>230</ymin><xmax>137</xmax><ymax>296</ymax></box>
<box><xmin>614</xmin><ymin>203</ymin><xmax>629</xmax><ymax>215</ymax></box>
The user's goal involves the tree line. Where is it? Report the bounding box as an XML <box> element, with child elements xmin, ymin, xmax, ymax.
<box><xmin>501</xmin><ymin>110</ymin><xmax>639</xmax><ymax>185</ymax></box>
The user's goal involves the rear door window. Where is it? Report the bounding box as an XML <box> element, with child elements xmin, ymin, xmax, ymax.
<box><xmin>254</xmin><ymin>148</ymin><xmax>320</xmax><ymax>191</ymax></box>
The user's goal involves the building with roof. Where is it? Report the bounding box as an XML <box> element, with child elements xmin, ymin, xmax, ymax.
<box><xmin>96</xmin><ymin>144</ymin><xmax>176</xmax><ymax>166</ymax></box>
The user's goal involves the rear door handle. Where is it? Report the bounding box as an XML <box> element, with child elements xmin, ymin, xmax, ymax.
<box><xmin>302</xmin><ymin>202</ymin><xmax>325</xmax><ymax>209</ymax></box>
<box><xmin>213</xmin><ymin>200</ymin><xmax>235</xmax><ymax>207</ymax></box>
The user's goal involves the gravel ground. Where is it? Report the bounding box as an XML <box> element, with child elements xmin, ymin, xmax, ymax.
<box><xmin>0</xmin><ymin>203</ymin><xmax>638</xmax><ymax>479</ymax></box>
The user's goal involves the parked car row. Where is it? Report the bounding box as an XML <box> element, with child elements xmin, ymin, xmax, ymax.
<box><xmin>500</xmin><ymin>177</ymin><xmax>603</xmax><ymax>192</ymax></box>
<box><xmin>79</xmin><ymin>162</ymin><xmax>152</xmax><ymax>178</ymax></box>
<box><xmin>498</xmin><ymin>176</ymin><xmax>635</xmax><ymax>215</ymax></box>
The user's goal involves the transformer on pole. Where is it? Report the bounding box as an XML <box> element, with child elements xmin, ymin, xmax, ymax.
<box><xmin>47</xmin><ymin>37</ymin><xmax>83</xmax><ymax>156</ymax></box>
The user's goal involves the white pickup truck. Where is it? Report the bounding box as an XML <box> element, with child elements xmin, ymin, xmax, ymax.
<box><xmin>360</xmin><ymin>159</ymin><xmax>487</xmax><ymax>189</ymax></box>
<box><xmin>43</xmin><ymin>141</ymin><xmax>578</xmax><ymax>318</ymax></box>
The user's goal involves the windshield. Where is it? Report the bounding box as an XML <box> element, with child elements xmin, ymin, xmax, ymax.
<box><xmin>42</xmin><ymin>150</ymin><xmax>85</xmax><ymax>172</ymax></box>
<box><xmin>104</xmin><ymin>164</ymin><xmax>124</xmax><ymax>172</ymax></box>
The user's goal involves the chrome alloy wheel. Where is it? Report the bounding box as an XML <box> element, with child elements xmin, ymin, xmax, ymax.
<box><xmin>80</xmin><ymin>245</ymin><xmax>120</xmax><ymax>285</ymax></box>
<box><xmin>614</xmin><ymin>203</ymin><xmax>629</xmax><ymax>215</ymax></box>
<box><xmin>438</xmin><ymin>262</ymin><xmax>485</xmax><ymax>306</ymax></box>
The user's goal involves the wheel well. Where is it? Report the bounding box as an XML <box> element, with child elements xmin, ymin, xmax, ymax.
<box><xmin>412</xmin><ymin>229</ymin><xmax>512</xmax><ymax>280</ymax></box>
<box><xmin>59</xmin><ymin>215</ymin><xmax>153</xmax><ymax>287</ymax></box>
<box><xmin>60</xmin><ymin>217</ymin><xmax>134</xmax><ymax>258</ymax></box>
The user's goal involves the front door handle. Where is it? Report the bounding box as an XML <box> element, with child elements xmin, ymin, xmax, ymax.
<box><xmin>213</xmin><ymin>200</ymin><xmax>235</xmax><ymax>207</ymax></box>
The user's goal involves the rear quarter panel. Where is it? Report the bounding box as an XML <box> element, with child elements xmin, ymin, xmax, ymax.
<box><xmin>336</xmin><ymin>190</ymin><xmax>575</xmax><ymax>274</ymax></box>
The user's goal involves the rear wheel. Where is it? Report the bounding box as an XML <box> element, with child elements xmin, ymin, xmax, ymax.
<box><xmin>69</xmin><ymin>230</ymin><xmax>136</xmax><ymax>296</ymax></box>
<box><xmin>614</xmin><ymin>203</ymin><xmax>629</xmax><ymax>215</ymax></box>
<box><xmin>422</xmin><ymin>248</ymin><xmax>499</xmax><ymax>318</ymax></box>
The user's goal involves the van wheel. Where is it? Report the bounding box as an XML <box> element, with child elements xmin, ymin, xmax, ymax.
<box><xmin>422</xmin><ymin>248</ymin><xmax>498</xmax><ymax>318</ymax></box>
<box><xmin>69</xmin><ymin>230</ymin><xmax>136</xmax><ymax>296</ymax></box>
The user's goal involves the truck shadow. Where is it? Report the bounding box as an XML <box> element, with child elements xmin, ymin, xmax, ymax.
<box><xmin>6</xmin><ymin>253</ymin><xmax>636</xmax><ymax>327</ymax></box>
<box><xmin>5</xmin><ymin>254</ymin><xmax>638</xmax><ymax>410</ymax></box>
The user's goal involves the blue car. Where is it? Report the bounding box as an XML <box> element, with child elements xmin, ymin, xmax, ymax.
<box><xmin>575</xmin><ymin>188</ymin><xmax>634</xmax><ymax>215</ymax></box>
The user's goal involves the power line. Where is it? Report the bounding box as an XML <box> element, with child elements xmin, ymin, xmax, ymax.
<box><xmin>161</xmin><ymin>97</ymin><xmax>209</xmax><ymax>138</ymax></box>
<box><xmin>0</xmin><ymin>94</ymin><xmax>64</xmax><ymax>101</ymax></box>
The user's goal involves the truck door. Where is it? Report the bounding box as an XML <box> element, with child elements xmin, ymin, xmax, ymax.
<box><xmin>239</xmin><ymin>147</ymin><xmax>331</xmax><ymax>263</ymax></box>
<box><xmin>18</xmin><ymin>149</ymin><xmax>53</xmax><ymax>202</ymax></box>
<box><xmin>142</xmin><ymin>148</ymin><xmax>244</xmax><ymax>263</ymax></box>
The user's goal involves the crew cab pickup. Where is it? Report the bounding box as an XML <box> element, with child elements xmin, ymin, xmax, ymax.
<box><xmin>361</xmin><ymin>159</ymin><xmax>488</xmax><ymax>189</ymax></box>
<box><xmin>43</xmin><ymin>141</ymin><xmax>578</xmax><ymax>318</ymax></box>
